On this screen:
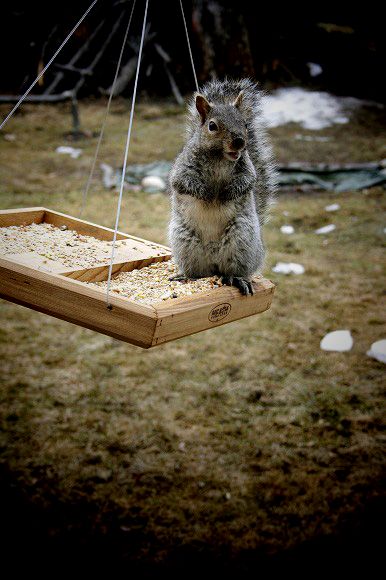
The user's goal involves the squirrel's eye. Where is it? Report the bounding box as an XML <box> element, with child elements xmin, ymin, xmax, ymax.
<box><xmin>208</xmin><ymin>121</ymin><xmax>218</xmax><ymax>132</ymax></box>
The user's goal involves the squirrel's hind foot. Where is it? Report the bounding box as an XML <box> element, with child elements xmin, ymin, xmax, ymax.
<box><xmin>169</xmin><ymin>274</ymin><xmax>200</xmax><ymax>283</ymax></box>
<box><xmin>221</xmin><ymin>275</ymin><xmax>254</xmax><ymax>296</ymax></box>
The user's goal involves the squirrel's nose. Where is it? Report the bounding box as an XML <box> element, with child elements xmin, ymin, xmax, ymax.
<box><xmin>232</xmin><ymin>137</ymin><xmax>245</xmax><ymax>150</ymax></box>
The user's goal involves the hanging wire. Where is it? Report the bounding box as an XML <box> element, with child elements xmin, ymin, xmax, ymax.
<box><xmin>0</xmin><ymin>0</ymin><xmax>99</xmax><ymax>131</ymax></box>
<box><xmin>80</xmin><ymin>0</ymin><xmax>137</xmax><ymax>218</ymax></box>
<box><xmin>105</xmin><ymin>0</ymin><xmax>149</xmax><ymax>308</ymax></box>
<box><xmin>179</xmin><ymin>0</ymin><xmax>199</xmax><ymax>93</ymax></box>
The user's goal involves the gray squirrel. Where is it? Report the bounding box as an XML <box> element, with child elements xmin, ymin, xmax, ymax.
<box><xmin>168</xmin><ymin>78</ymin><xmax>277</xmax><ymax>295</ymax></box>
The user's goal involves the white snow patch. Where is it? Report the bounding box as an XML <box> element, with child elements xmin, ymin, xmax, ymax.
<box><xmin>56</xmin><ymin>146</ymin><xmax>82</xmax><ymax>159</ymax></box>
<box><xmin>315</xmin><ymin>224</ymin><xmax>336</xmax><ymax>234</ymax></box>
<box><xmin>367</xmin><ymin>339</ymin><xmax>386</xmax><ymax>363</ymax></box>
<box><xmin>272</xmin><ymin>262</ymin><xmax>305</xmax><ymax>275</ymax></box>
<box><xmin>320</xmin><ymin>330</ymin><xmax>353</xmax><ymax>352</ymax></box>
<box><xmin>280</xmin><ymin>225</ymin><xmax>295</xmax><ymax>234</ymax></box>
<box><xmin>325</xmin><ymin>203</ymin><xmax>341</xmax><ymax>212</ymax></box>
<box><xmin>261</xmin><ymin>87</ymin><xmax>363</xmax><ymax>130</ymax></box>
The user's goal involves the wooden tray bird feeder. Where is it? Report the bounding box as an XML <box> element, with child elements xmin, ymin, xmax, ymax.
<box><xmin>0</xmin><ymin>207</ymin><xmax>275</xmax><ymax>348</ymax></box>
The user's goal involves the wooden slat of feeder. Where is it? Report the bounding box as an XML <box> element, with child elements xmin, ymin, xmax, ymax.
<box><xmin>0</xmin><ymin>256</ymin><xmax>158</xmax><ymax>348</ymax></box>
<box><xmin>151</xmin><ymin>277</ymin><xmax>275</xmax><ymax>346</ymax></box>
<box><xmin>3</xmin><ymin>251</ymin><xmax>68</xmax><ymax>273</ymax></box>
<box><xmin>0</xmin><ymin>207</ymin><xmax>45</xmax><ymax>227</ymax></box>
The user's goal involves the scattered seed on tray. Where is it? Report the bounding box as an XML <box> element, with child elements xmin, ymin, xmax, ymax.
<box><xmin>89</xmin><ymin>260</ymin><xmax>222</xmax><ymax>305</ymax></box>
<box><xmin>0</xmin><ymin>222</ymin><xmax>163</xmax><ymax>269</ymax></box>
<box><xmin>0</xmin><ymin>222</ymin><xmax>224</xmax><ymax>304</ymax></box>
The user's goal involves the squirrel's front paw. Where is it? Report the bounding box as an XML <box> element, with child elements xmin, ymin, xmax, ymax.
<box><xmin>221</xmin><ymin>276</ymin><xmax>254</xmax><ymax>296</ymax></box>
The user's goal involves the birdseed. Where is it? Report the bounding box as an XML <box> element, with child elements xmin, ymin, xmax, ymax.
<box><xmin>0</xmin><ymin>222</ymin><xmax>149</xmax><ymax>269</ymax></box>
<box><xmin>0</xmin><ymin>222</ymin><xmax>223</xmax><ymax>304</ymax></box>
<box><xmin>89</xmin><ymin>260</ymin><xmax>222</xmax><ymax>305</ymax></box>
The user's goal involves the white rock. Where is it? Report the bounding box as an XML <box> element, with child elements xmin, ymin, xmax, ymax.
<box><xmin>55</xmin><ymin>145</ymin><xmax>82</xmax><ymax>159</ymax></box>
<box><xmin>141</xmin><ymin>175</ymin><xmax>166</xmax><ymax>191</ymax></box>
<box><xmin>320</xmin><ymin>330</ymin><xmax>353</xmax><ymax>352</ymax></box>
<box><xmin>272</xmin><ymin>262</ymin><xmax>305</xmax><ymax>275</ymax></box>
<box><xmin>366</xmin><ymin>339</ymin><xmax>386</xmax><ymax>363</ymax></box>
<box><xmin>307</xmin><ymin>62</ymin><xmax>323</xmax><ymax>77</ymax></box>
<box><xmin>280</xmin><ymin>225</ymin><xmax>295</xmax><ymax>234</ymax></box>
<box><xmin>315</xmin><ymin>224</ymin><xmax>336</xmax><ymax>234</ymax></box>
<box><xmin>325</xmin><ymin>203</ymin><xmax>340</xmax><ymax>212</ymax></box>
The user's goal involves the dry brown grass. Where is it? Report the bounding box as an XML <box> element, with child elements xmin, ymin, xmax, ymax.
<box><xmin>0</xmin><ymin>99</ymin><xmax>385</xmax><ymax>574</ymax></box>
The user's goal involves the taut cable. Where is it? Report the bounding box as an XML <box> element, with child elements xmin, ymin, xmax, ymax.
<box><xmin>105</xmin><ymin>0</ymin><xmax>149</xmax><ymax>308</ymax></box>
<box><xmin>80</xmin><ymin>0</ymin><xmax>137</xmax><ymax>218</ymax></box>
<box><xmin>179</xmin><ymin>0</ymin><xmax>199</xmax><ymax>93</ymax></box>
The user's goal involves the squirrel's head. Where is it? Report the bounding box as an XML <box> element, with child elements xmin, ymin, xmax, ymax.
<box><xmin>195</xmin><ymin>91</ymin><xmax>247</xmax><ymax>162</ymax></box>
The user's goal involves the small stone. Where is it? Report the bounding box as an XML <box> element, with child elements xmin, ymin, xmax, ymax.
<box><xmin>320</xmin><ymin>330</ymin><xmax>353</xmax><ymax>352</ymax></box>
<box><xmin>280</xmin><ymin>225</ymin><xmax>295</xmax><ymax>234</ymax></box>
<box><xmin>315</xmin><ymin>224</ymin><xmax>336</xmax><ymax>235</ymax></box>
<box><xmin>366</xmin><ymin>339</ymin><xmax>386</xmax><ymax>363</ymax></box>
<box><xmin>325</xmin><ymin>203</ymin><xmax>340</xmax><ymax>212</ymax></box>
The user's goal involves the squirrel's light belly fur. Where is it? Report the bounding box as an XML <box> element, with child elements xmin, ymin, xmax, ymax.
<box><xmin>168</xmin><ymin>79</ymin><xmax>277</xmax><ymax>295</ymax></box>
<box><xmin>169</xmin><ymin>190</ymin><xmax>262</xmax><ymax>279</ymax></box>
<box><xmin>178</xmin><ymin>195</ymin><xmax>237</xmax><ymax>243</ymax></box>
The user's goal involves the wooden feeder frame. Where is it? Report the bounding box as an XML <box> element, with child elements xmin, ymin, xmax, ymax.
<box><xmin>0</xmin><ymin>207</ymin><xmax>275</xmax><ymax>348</ymax></box>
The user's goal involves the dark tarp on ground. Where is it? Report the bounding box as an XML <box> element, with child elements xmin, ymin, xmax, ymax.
<box><xmin>118</xmin><ymin>160</ymin><xmax>386</xmax><ymax>192</ymax></box>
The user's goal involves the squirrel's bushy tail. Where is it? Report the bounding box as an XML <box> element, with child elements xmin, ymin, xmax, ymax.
<box><xmin>187</xmin><ymin>78</ymin><xmax>277</xmax><ymax>223</ymax></box>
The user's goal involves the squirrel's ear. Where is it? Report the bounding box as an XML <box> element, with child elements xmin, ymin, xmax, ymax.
<box><xmin>195</xmin><ymin>94</ymin><xmax>211</xmax><ymax>123</ymax></box>
<box><xmin>233</xmin><ymin>91</ymin><xmax>244</xmax><ymax>109</ymax></box>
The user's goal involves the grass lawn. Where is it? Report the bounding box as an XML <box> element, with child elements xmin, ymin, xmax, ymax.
<box><xmin>0</xmin><ymin>99</ymin><xmax>385</xmax><ymax>574</ymax></box>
